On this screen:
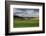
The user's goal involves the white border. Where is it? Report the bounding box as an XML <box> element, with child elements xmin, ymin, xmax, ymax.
<box><xmin>9</xmin><ymin>5</ymin><xmax>43</xmax><ymax>33</ymax></box>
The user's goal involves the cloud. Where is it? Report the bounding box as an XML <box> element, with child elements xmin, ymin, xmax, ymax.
<box><xmin>13</xmin><ymin>8</ymin><xmax>39</xmax><ymax>17</ymax></box>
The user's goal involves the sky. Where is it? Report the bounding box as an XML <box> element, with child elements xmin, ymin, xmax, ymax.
<box><xmin>13</xmin><ymin>8</ymin><xmax>39</xmax><ymax>17</ymax></box>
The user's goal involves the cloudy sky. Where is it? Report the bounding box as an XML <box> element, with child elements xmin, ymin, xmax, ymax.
<box><xmin>13</xmin><ymin>8</ymin><xmax>39</xmax><ymax>17</ymax></box>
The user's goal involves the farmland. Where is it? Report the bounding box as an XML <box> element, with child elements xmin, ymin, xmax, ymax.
<box><xmin>13</xmin><ymin>17</ymin><xmax>39</xmax><ymax>28</ymax></box>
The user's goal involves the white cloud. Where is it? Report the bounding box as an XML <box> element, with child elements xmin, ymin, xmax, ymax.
<box><xmin>13</xmin><ymin>8</ymin><xmax>39</xmax><ymax>17</ymax></box>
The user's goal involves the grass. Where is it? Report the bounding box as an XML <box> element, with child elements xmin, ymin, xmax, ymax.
<box><xmin>13</xmin><ymin>18</ymin><xmax>39</xmax><ymax>28</ymax></box>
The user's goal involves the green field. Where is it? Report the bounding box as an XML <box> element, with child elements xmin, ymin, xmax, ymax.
<box><xmin>13</xmin><ymin>18</ymin><xmax>39</xmax><ymax>28</ymax></box>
